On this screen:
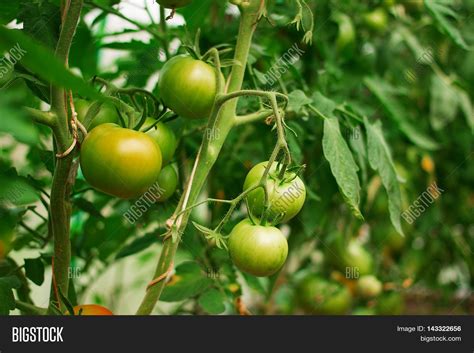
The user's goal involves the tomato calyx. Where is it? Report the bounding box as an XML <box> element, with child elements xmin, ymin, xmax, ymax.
<box><xmin>192</xmin><ymin>221</ymin><xmax>228</xmax><ymax>250</ymax></box>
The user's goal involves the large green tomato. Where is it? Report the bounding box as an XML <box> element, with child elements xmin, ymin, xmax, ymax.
<box><xmin>80</xmin><ymin>124</ymin><xmax>162</xmax><ymax>199</ymax></box>
<box><xmin>76</xmin><ymin>99</ymin><xmax>120</xmax><ymax>130</ymax></box>
<box><xmin>243</xmin><ymin>161</ymin><xmax>306</xmax><ymax>224</ymax></box>
<box><xmin>297</xmin><ymin>276</ymin><xmax>352</xmax><ymax>315</ymax></box>
<box><xmin>159</xmin><ymin>55</ymin><xmax>219</xmax><ymax>119</ymax></box>
<box><xmin>153</xmin><ymin>164</ymin><xmax>179</xmax><ymax>202</ymax></box>
<box><xmin>157</xmin><ymin>0</ymin><xmax>193</xmax><ymax>9</ymax></box>
<box><xmin>228</xmin><ymin>218</ymin><xmax>288</xmax><ymax>277</ymax></box>
<box><xmin>142</xmin><ymin>118</ymin><xmax>177</xmax><ymax>165</ymax></box>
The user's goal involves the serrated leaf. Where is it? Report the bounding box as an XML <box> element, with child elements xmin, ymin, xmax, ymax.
<box><xmin>364</xmin><ymin>77</ymin><xmax>439</xmax><ymax>150</ymax></box>
<box><xmin>0</xmin><ymin>276</ymin><xmax>21</xmax><ymax>315</ymax></box>
<box><xmin>322</xmin><ymin>116</ymin><xmax>363</xmax><ymax>219</ymax></box>
<box><xmin>24</xmin><ymin>257</ymin><xmax>45</xmax><ymax>286</ymax></box>
<box><xmin>364</xmin><ymin>118</ymin><xmax>404</xmax><ymax>236</ymax></box>
<box><xmin>198</xmin><ymin>288</ymin><xmax>226</xmax><ymax>314</ymax></box>
<box><xmin>161</xmin><ymin>262</ymin><xmax>213</xmax><ymax>302</ymax></box>
<box><xmin>425</xmin><ymin>0</ymin><xmax>470</xmax><ymax>50</ymax></box>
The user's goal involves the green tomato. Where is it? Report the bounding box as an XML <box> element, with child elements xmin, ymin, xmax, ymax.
<box><xmin>341</xmin><ymin>239</ymin><xmax>374</xmax><ymax>276</ymax></box>
<box><xmin>142</xmin><ymin>118</ymin><xmax>177</xmax><ymax>165</ymax></box>
<box><xmin>375</xmin><ymin>292</ymin><xmax>404</xmax><ymax>315</ymax></box>
<box><xmin>386</xmin><ymin>230</ymin><xmax>406</xmax><ymax>254</ymax></box>
<box><xmin>76</xmin><ymin>99</ymin><xmax>120</xmax><ymax>130</ymax></box>
<box><xmin>228</xmin><ymin>218</ymin><xmax>288</xmax><ymax>277</ymax></box>
<box><xmin>334</xmin><ymin>13</ymin><xmax>356</xmax><ymax>51</ymax></box>
<box><xmin>153</xmin><ymin>164</ymin><xmax>179</xmax><ymax>202</ymax></box>
<box><xmin>156</xmin><ymin>0</ymin><xmax>193</xmax><ymax>9</ymax></box>
<box><xmin>297</xmin><ymin>276</ymin><xmax>352</xmax><ymax>315</ymax></box>
<box><xmin>243</xmin><ymin>161</ymin><xmax>306</xmax><ymax>224</ymax></box>
<box><xmin>364</xmin><ymin>8</ymin><xmax>388</xmax><ymax>32</ymax></box>
<box><xmin>356</xmin><ymin>275</ymin><xmax>382</xmax><ymax>298</ymax></box>
<box><xmin>80</xmin><ymin>124</ymin><xmax>162</xmax><ymax>199</ymax></box>
<box><xmin>159</xmin><ymin>55</ymin><xmax>219</xmax><ymax>119</ymax></box>
<box><xmin>352</xmin><ymin>307</ymin><xmax>376</xmax><ymax>315</ymax></box>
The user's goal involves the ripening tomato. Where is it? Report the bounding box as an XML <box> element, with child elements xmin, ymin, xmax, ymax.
<box><xmin>159</xmin><ymin>55</ymin><xmax>219</xmax><ymax>119</ymax></box>
<box><xmin>80</xmin><ymin>124</ymin><xmax>162</xmax><ymax>199</ymax></box>
<box><xmin>228</xmin><ymin>218</ymin><xmax>288</xmax><ymax>277</ymax></box>
<box><xmin>356</xmin><ymin>275</ymin><xmax>382</xmax><ymax>298</ymax></box>
<box><xmin>243</xmin><ymin>161</ymin><xmax>306</xmax><ymax>224</ymax></box>
<box><xmin>157</xmin><ymin>0</ymin><xmax>193</xmax><ymax>9</ymax></box>
<box><xmin>297</xmin><ymin>276</ymin><xmax>352</xmax><ymax>315</ymax></box>
<box><xmin>153</xmin><ymin>164</ymin><xmax>179</xmax><ymax>202</ymax></box>
<box><xmin>334</xmin><ymin>13</ymin><xmax>356</xmax><ymax>52</ymax></box>
<box><xmin>75</xmin><ymin>99</ymin><xmax>120</xmax><ymax>130</ymax></box>
<box><xmin>72</xmin><ymin>304</ymin><xmax>113</xmax><ymax>316</ymax></box>
<box><xmin>142</xmin><ymin>118</ymin><xmax>177</xmax><ymax>166</ymax></box>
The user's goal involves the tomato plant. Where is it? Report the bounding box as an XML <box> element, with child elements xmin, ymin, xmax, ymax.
<box><xmin>0</xmin><ymin>0</ymin><xmax>472</xmax><ymax>318</ymax></box>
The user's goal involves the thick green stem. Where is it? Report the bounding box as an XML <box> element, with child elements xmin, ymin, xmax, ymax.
<box><xmin>48</xmin><ymin>0</ymin><xmax>83</xmax><ymax>312</ymax></box>
<box><xmin>136</xmin><ymin>0</ymin><xmax>264</xmax><ymax>315</ymax></box>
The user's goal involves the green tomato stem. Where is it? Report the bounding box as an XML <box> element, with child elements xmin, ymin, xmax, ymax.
<box><xmin>136</xmin><ymin>0</ymin><xmax>265</xmax><ymax>315</ymax></box>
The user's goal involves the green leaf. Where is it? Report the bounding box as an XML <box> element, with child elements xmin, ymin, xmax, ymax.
<box><xmin>364</xmin><ymin>118</ymin><xmax>404</xmax><ymax>236</ymax></box>
<box><xmin>424</xmin><ymin>0</ymin><xmax>470</xmax><ymax>50</ymax></box>
<box><xmin>429</xmin><ymin>74</ymin><xmax>459</xmax><ymax>130</ymax></box>
<box><xmin>0</xmin><ymin>172</ymin><xmax>39</xmax><ymax>206</ymax></box>
<box><xmin>322</xmin><ymin>116</ymin><xmax>363</xmax><ymax>220</ymax></box>
<box><xmin>24</xmin><ymin>257</ymin><xmax>45</xmax><ymax>286</ymax></box>
<box><xmin>73</xmin><ymin>198</ymin><xmax>103</xmax><ymax>218</ymax></box>
<box><xmin>364</xmin><ymin>77</ymin><xmax>439</xmax><ymax>150</ymax></box>
<box><xmin>0</xmin><ymin>27</ymin><xmax>102</xmax><ymax>101</ymax></box>
<box><xmin>455</xmin><ymin>87</ymin><xmax>474</xmax><ymax>133</ymax></box>
<box><xmin>0</xmin><ymin>276</ymin><xmax>21</xmax><ymax>315</ymax></box>
<box><xmin>0</xmin><ymin>0</ymin><xmax>20</xmax><ymax>25</ymax></box>
<box><xmin>288</xmin><ymin>90</ymin><xmax>312</xmax><ymax>113</ymax></box>
<box><xmin>198</xmin><ymin>288</ymin><xmax>226</xmax><ymax>314</ymax></box>
<box><xmin>161</xmin><ymin>262</ymin><xmax>213</xmax><ymax>302</ymax></box>
<box><xmin>115</xmin><ymin>232</ymin><xmax>159</xmax><ymax>259</ymax></box>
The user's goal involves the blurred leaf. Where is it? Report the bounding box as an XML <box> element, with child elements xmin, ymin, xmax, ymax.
<box><xmin>115</xmin><ymin>232</ymin><xmax>159</xmax><ymax>259</ymax></box>
<box><xmin>0</xmin><ymin>27</ymin><xmax>102</xmax><ymax>101</ymax></box>
<box><xmin>455</xmin><ymin>87</ymin><xmax>474</xmax><ymax>133</ymax></box>
<box><xmin>0</xmin><ymin>0</ymin><xmax>20</xmax><ymax>25</ymax></box>
<box><xmin>198</xmin><ymin>288</ymin><xmax>226</xmax><ymax>314</ymax></box>
<box><xmin>0</xmin><ymin>276</ymin><xmax>21</xmax><ymax>315</ymax></box>
<box><xmin>0</xmin><ymin>171</ymin><xmax>39</xmax><ymax>206</ymax></box>
<box><xmin>364</xmin><ymin>77</ymin><xmax>439</xmax><ymax>150</ymax></box>
<box><xmin>429</xmin><ymin>74</ymin><xmax>458</xmax><ymax>130</ymax></box>
<box><xmin>73</xmin><ymin>198</ymin><xmax>103</xmax><ymax>218</ymax></box>
<box><xmin>161</xmin><ymin>261</ymin><xmax>213</xmax><ymax>302</ymax></box>
<box><xmin>0</xmin><ymin>91</ymin><xmax>39</xmax><ymax>144</ymax></box>
<box><xmin>288</xmin><ymin>90</ymin><xmax>312</xmax><ymax>113</ymax></box>
<box><xmin>364</xmin><ymin>118</ymin><xmax>404</xmax><ymax>236</ymax></box>
<box><xmin>24</xmin><ymin>257</ymin><xmax>45</xmax><ymax>286</ymax></box>
<box><xmin>425</xmin><ymin>0</ymin><xmax>470</xmax><ymax>50</ymax></box>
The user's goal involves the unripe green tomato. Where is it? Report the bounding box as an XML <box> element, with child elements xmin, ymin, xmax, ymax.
<box><xmin>297</xmin><ymin>276</ymin><xmax>352</xmax><ymax>315</ymax></box>
<box><xmin>72</xmin><ymin>304</ymin><xmax>113</xmax><ymax>316</ymax></box>
<box><xmin>80</xmin><ymin>124</ymin><xmax>162</xmax><ymax>199</ymax></box>
<box><xmin>156</xmin><ymin>0</ymin><xmax>193</xmax><ymax>9</ymax></box>
<box><xmin>142</xmin><ymin>118</ymin><xmax>177</xmax><ymax>165</ymax></box>
<box><xmin>243</xmin><ymin>161</ymin><xmax>306</xmax><ymax>224</ymax></box>
<box><xmin>357</xmin><ymin>275</ymin><xmax>382</xmax><ymax>298</ymax></box>
<box><xmin>75</xmin><ymin>99</ymin><xmax>120</xmax><ymax>130</ymax></box>
<box><xmin>228</xmin><ymin>218</ymin><xmax>288</xmax><ymax>277</ymax></box>
<box><xmin>375</xmin><ymin>292</ymin><xmax>404</xmax><ymax>315</ymax></box>
<box><xmin>335</xmin><ymin>13</ymin><xmax>356</xmax><ymax>51</ymax></box>
<box><xmin>153</xmin><ymin>164</ymin><xmax>179</xmax><ymax>202</ymax></box>
<box><xmin>159</xmin><ymin>55</ymin><xmax>219</xmax><ymax>119</ymax></box>
<box><xmin>364</xmin><ymin>8</ymin><xmax>388</xmax><ymax>32</ymax></box>
<box><xmin>386</xmin><ymin>230</ymin><xmax>406</xmax><ymax>253</ymax></box>
<box><xmin>338</xmin><ymin>239</ymin><xmax>374</xmax><ymax>276</ymax></box>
